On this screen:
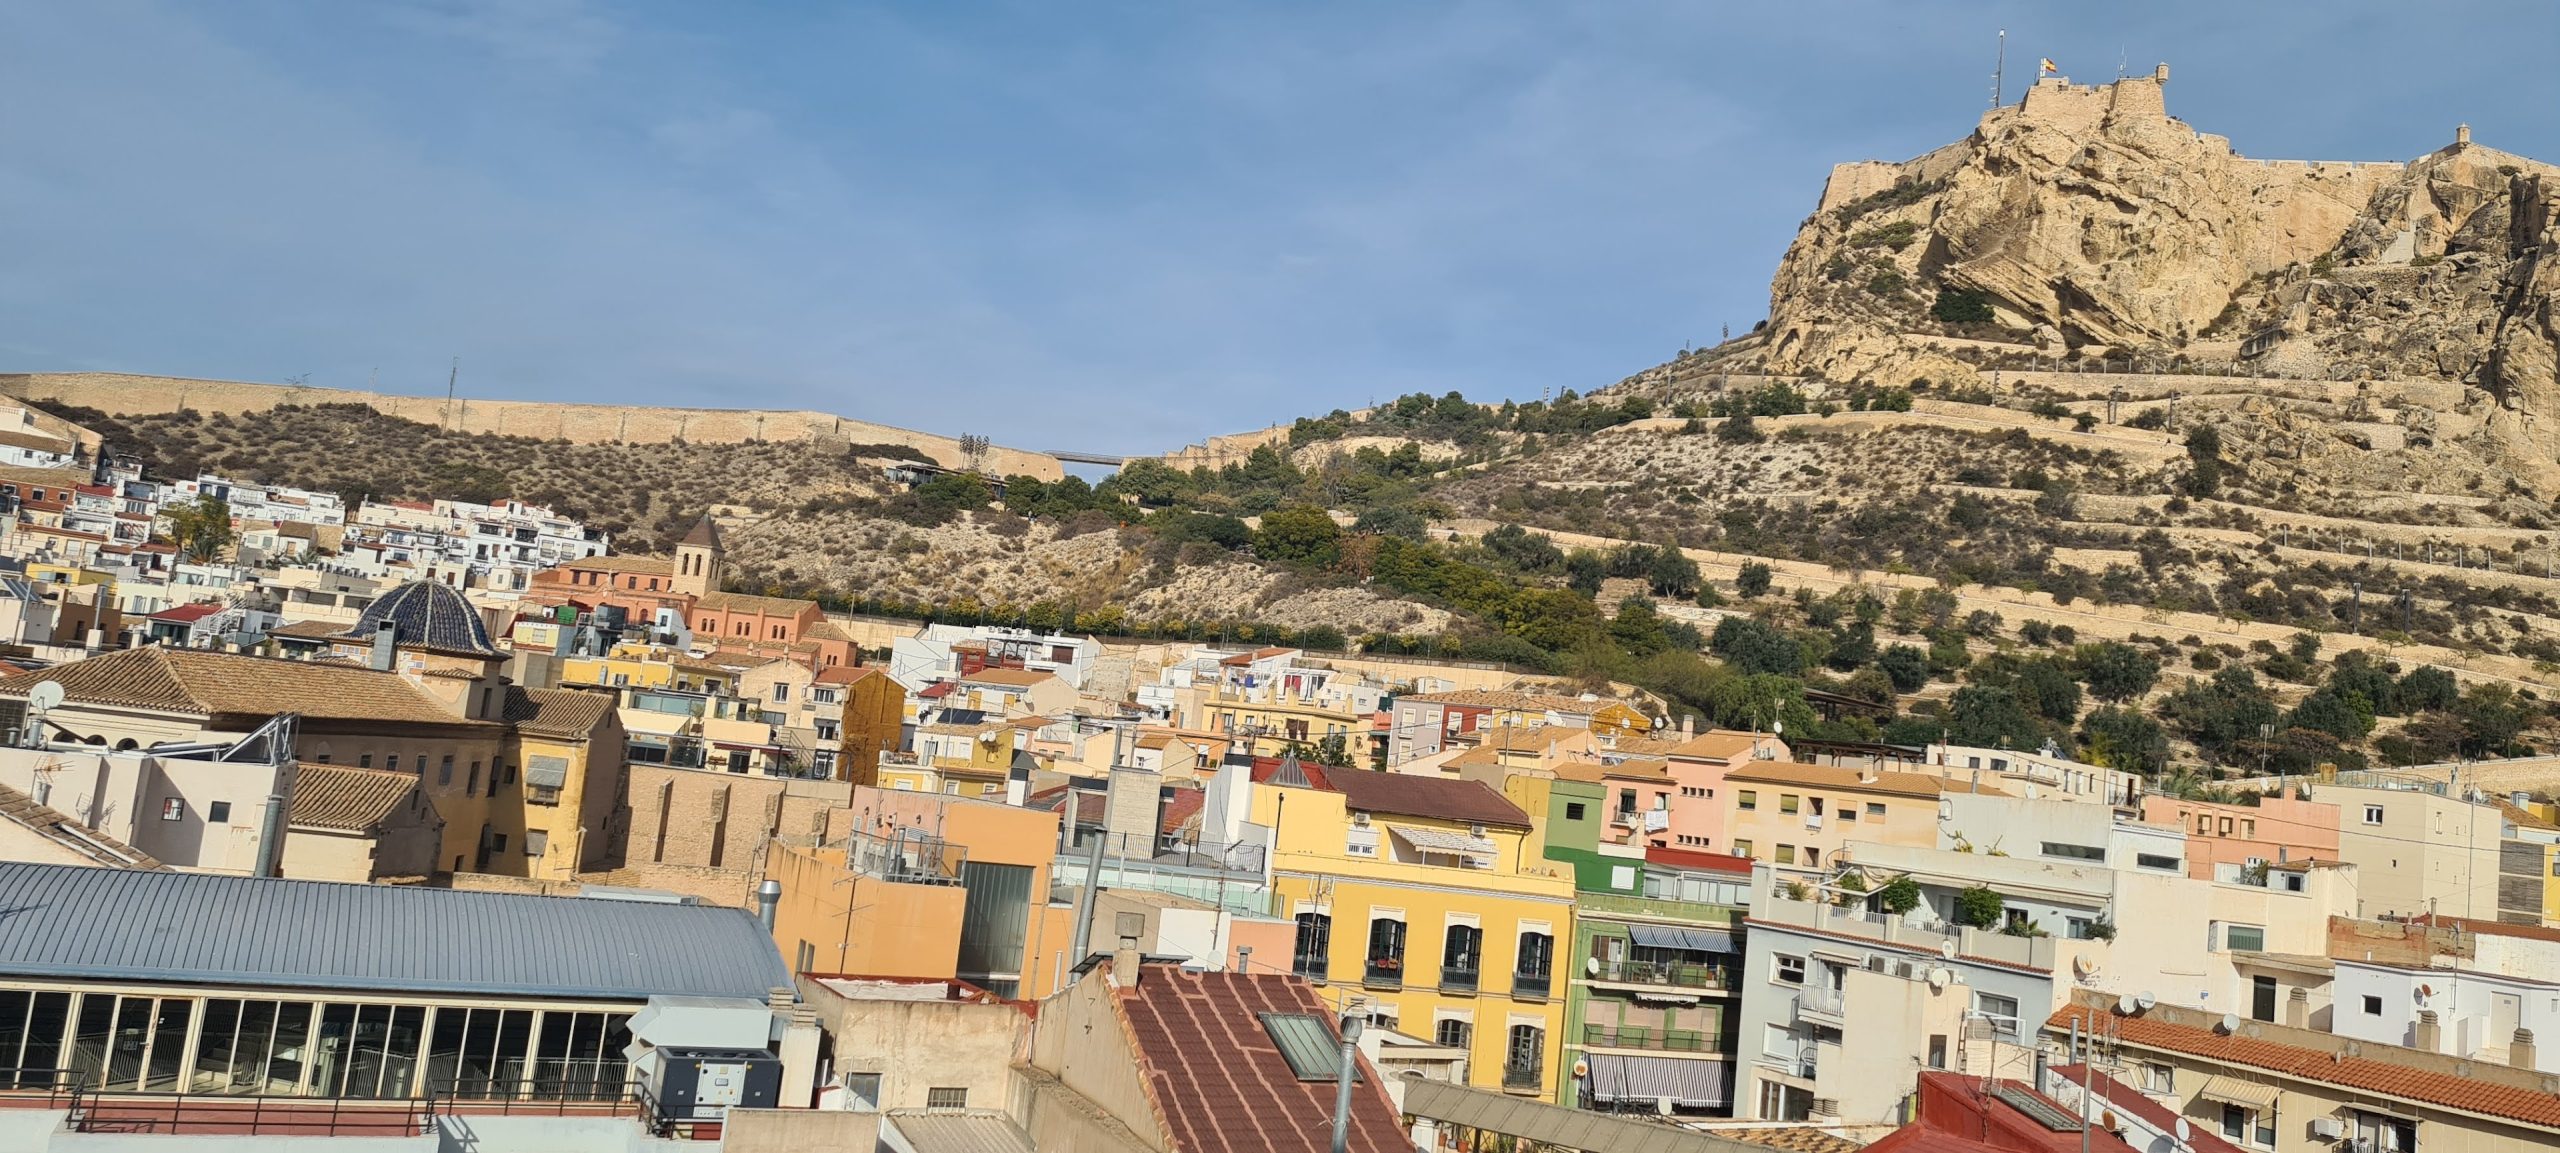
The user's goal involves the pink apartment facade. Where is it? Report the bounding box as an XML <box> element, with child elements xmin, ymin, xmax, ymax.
<box><xmin>1658</xmin><ymin>730</ymin><xmax>1791</xmax><ymax>854</ymax></box>
<box><xmin>2139</xmin><ymin>794</ymin><xmax>2340</xmax><ymax>881</ymax></box>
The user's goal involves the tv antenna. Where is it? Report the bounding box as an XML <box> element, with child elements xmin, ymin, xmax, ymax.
<box><xmin>444</xmin><ymin>356</ymin><xmax>460</xmax><ymax>429</ymax></box>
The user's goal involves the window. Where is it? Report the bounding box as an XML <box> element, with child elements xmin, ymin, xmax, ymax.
<box><xmin>1366</xmin><ymin>918</ymin><xmax>1407</xmax><ymax>983</ymax></box>
<box><xmin>2254</xmin><ymin>1109</ymin><xmax>2276</xmax><ymax>1148</ymax></box>
<box><xmin>1441</xmin><ymin>924</ymin><xmax>1483</xmax><ymax>989</ymax></box>
<box><xmin>2364</xmin><ymin>805</ymin><xmax>2385</xmax><ymax>825</ymax></box>
<box><xmin>1435</xmin><ymin>1018</ymin><xmax>1471</xmax><ymax>1049</ymax></box>
<box><xmin>1973</xmin><ymin>992</ymin><xmax>2020</xmax><ymax>1039</ymax></box>
<box><xmin>2041</xmin><ymin>842</ymin><xmax>2105</xmax><ymax>861</ymax></box>
<box><xmin>385</xmin><ymin>755</ymin><xmax>399</xmax><ymax>771</ymax></box>
<box><xmin>925</xmin><ymin>1087</ymin><xmax>968</xmax><ymax>1110</ymax></box>
<box><xmin>2222</xmin><ymin>924</ymin><xmax>2266</xmax><ymax>953</ymax></box>
<box><xmin>1779</xmin><ymin>794</ymin><xmax>1800</xmax><ymax>815</ymax></box>
<box><xmin>2135</xmin><ymin>853</ymin><xmax>2179</xmax><ymax>871</ymax></box>
<box><xmin>1345</xmin><ymin>827</ymin><xmax>1379</xmax><ymax>857</ymax></box>
<box><xmin>1865</xmin><ymin>803</ymin><xmax>1886</xmax><ymax>818</ymax></box>
<box><xmin>1260</xmin><ymin>1013</ymin><xmax>1351</xmax><ymax>1080</ymax></box>
<box><xmin>1775</xmin><ymin>844</ymin><xmax>1796</xmax><ymax>865</ymax></box>
<box><xmin>207</xmin><ymin>801</ymin><xmax>232</xmax><ymax>823</ymax></box>
<box><xmin>1927</xmin><ymin>1034</ymin><xmax>1948</xmax><ymax>1069</ymax></box>
<box><xmin>160</xmin><ymin>798</ymin><xmax>183</xmax><ymax>821</ymax></box>
<box><xmin>1514</xmin><ymin>930</ymin><xmax>1554</xmax><ymax>996</ymax></box>
<box><xmin>1503</xmin><ymin>1024</ymin><xmax>1543</xmax><ymax>1086</ymax></box>
<box><xmin>1292</xmin><ymin>913</ymin><xmax>1330</xmax><ymax>977</ymax></box>
<box><xmin>1738</xmin><ymin>790</ymin><xmax>1758</xmax><ymax>810</ymax></box>
<box><xmin>2220</xmin><ymin>1104</ymin><xmax>2254</xmax><ymax>1143</ymax></box>
<box><xmin>2251</xmin><ymin>975</ymin><xmax>2278</xmax><ymax>1022</ymax></box>
<box><xmin>2140</xmin><ymin>1063</ymin><xmax>2173</xmax><ymax>1093</ymax></box>
<box><xmin>1565</xmin><ymin>802</ymin><xmax>1586</xmax><ymax>821</ymax></box>
<box><xmin>359</xmin><ymin>754</ymin><xmax>373</xmax><ymax>768</ymax></box>
<box><xmin>2362</xmin><ymin>994</ymin><xmax>2383</xmax><ymax>1016</ymax></box>
<box><xmin>1773</xmin><ymin>954</ymin><xmax>1806</xmax><ymax>985</ymax></box>
<box><xmin>466</xmin><ymin>761</ymin><xmax>480</xmax><ymax>795</ymax></box>
<box><xmin>525</xmin><ymin>831</ymin><xmax>548</xmax><ymax>858</ymax></box>
<box><xmin>2067</xmin><ymin>917</ymin><xmax>2095</xmax><ymax>940</ymax></box>
<box><xmin>772</xmin><ymin>684</ymin><xmax>790</xmax><ymax>703</ymax></box>
<box><xmin>1840</xmin><ymin>806</ymin><xmax>1859</xmax><ymax>822</ymax></box>
<box><xmin>1732</xmin><ymin>839</ymin><xmax>1754</xmax><ymax>858</ymax></box>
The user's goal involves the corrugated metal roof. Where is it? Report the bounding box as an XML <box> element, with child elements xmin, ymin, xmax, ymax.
<box><xmin>885</xmin><ymin>1111</ymin><xmax>1035</xmax><ymax>1153</ymax></box>
<box><xmin>0</xmin><ymin>862</ymin><xmax>791</xmax><ymax>1002</ymax></box>
<box><xmin>1399</xmin><ymin>1077</ymin><xmax>1762</xmax><ymax>1153</ymax></box>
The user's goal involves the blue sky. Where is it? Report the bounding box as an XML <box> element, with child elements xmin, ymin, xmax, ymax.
<box><xmin>3</xmin><ymin>2</ymin><xmax>2553</xmax><ymax>456</ymax></box>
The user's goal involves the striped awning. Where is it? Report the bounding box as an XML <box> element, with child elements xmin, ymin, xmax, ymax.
<box><xmin>1392</xmin><ymin>825</ymin><xmax>1498</xmax><ymax>857</ymax></box>
<box><xmin>1583</xmin><ymin>1054</ymin><xmax>1731</xmax><ymax>1108</ymax></box>
<box><xmin>2196</xmin><ymin>1076</ymin><xmax>2279</xmax><ymax>1110</ymax></box>
<box><xmin>1625</xmin><ymin>924</ymin><xmax>1735</xmax><ymax>954</ymax></box>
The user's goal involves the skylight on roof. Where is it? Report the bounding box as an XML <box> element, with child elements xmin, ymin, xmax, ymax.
<box><xmin>1259</xmin><ymin>1012</ymin><xmax>1355</xmax><ymax>1081</ymax></box>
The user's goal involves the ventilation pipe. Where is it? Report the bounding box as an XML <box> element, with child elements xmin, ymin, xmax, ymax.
<box><xmin>756</xmin><ymin>878</ymin><xmax>783</xmax><ymax>934</ymax></box>
<box><xmin>368</xmin><ymin>622</ymin><xmax>398</xmax><ymax>672</ymax></box>
<box><xmin>253</xmin><ymin>785</ymin><xmax>288</xmax><ymax>878</ymax></box>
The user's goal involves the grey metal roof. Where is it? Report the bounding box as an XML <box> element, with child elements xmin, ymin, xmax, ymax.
<box><xmin>885</xmin><ymin>1111</ymin><xmax>1035</xmax><ymax>1153</ymax></box>
<box><xmin>0</xmin><ymin>862</ymin><xmax>791</xmax><ymax>1002</ymax></box>
<box><xmin>1399</xmin><ymin>1077</ymin><xmax>1761</xmax><ymax>1153</ymax></box>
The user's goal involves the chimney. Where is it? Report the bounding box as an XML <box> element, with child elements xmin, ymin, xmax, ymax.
<box><xmin>2285</xmin><ymin>988</ymin><xmax>2308</xmax><ymax>1029</ymax></box>
<box><xmin>2416</xmin><ymin>1010</ymin><xmax>2441</xmax><ymax>1052</ymax></box>
<box><xmin>2456</xmin><ymin>123</ymin><xmax>2472</xmax><ymax>147</ymax></box>
<box><xmin>369</xmin><ymin>622</ymin><xmax>398</xmax><ymax>672</ymax></box>
<box><xmin>2512</xmin><ymin>1028</ymin><xmax>2537</xmax><ymax>1069</ymax></box>
<box><xmin>1111</xmin><ymin>911</ymin><xmax>1146</xmax><ymax>987</ymax></box>
<box><xmin>755</xmin><ymin>878</ymin><xmax>783</xmax><ymax>934</ymax></box>
<box><xmin>1681</xmin><ymin>714</ymin><xmax>1695</xmax><ymax>736</ymax></box>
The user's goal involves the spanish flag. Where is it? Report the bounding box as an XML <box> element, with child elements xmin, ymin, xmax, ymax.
<box><xmin>2040</xmin><ymin>58</ymin><xmax>2059</xmax><ymax>74</ymax></box>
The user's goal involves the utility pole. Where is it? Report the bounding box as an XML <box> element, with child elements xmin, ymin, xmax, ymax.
<box><xmin>444</xmin><ymin>357</ymin><xmax>460</xmax><ymax>430</ymax></box>
<box><xmin>1331</xmin><ymin>1012</ymin><xmax>1366</xmax><ymax>1153</ymax></box>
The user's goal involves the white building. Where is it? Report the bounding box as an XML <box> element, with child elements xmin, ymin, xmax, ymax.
<box><xmin>889</xmin><ymin>624</ymin><xmax>1102</xmax><ymax>693</ymax></box>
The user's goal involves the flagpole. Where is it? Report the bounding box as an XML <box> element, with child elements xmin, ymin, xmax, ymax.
<box><xmin>1992</xmin><ymin>29</ymin><xmax>2006</xmax><ymax>109</ymax></box>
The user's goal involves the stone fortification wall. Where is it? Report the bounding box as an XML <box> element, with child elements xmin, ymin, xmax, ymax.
<box><xmin>1160</xmin><ymin>422</ymin><xmax>1294</xmax><ymax>471</ymax></box>
<box><xmin>0</xmin><ymin>372</ymin><xmax>1065</xmax><ymax>481</ymax></box>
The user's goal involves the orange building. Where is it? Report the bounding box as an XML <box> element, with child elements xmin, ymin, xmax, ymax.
<box><xmin>690</xmin><ymin>591</ymin><xmax>857</xmax><ymax>669</ymax></box>
<box><xmin>766</xmin><ymin>785</ymin><xmax>1078</xmax><ymax>1000</ymax></box>
<box><xmin>824</xmin><ymin>665</ymin><xmax>905</xmax><ymax>786</ymax></box>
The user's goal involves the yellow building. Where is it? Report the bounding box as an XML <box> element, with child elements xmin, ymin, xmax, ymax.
<box><xmin>826</xmin><ymin>666</ymin><xmax>905</xmax><ymax>786</ymax></box>
<box><xmin>1720</xmin><ymin>761</ymin><xmax>2006</xmax><ymax>878</ymax></box>
<box><xmin>502</xmin><ymin>686</ymin><xmax>626</xmax><ymax>882</ymax></box>
<box><xmin>1251</xmin><ymin>762</ymin><xmax>1575</xmax><ymax>1098</ymax></box>
<box><xmin>560</xmin><ymin>644</ymin><xmax>736</xmax><ymax>695</ymax></box>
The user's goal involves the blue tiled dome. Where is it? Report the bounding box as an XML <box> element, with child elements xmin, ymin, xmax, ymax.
<box><xmin>348</xmin><ymin>580</ymin><xmax>500</xmax><ymax>657</ymax></box>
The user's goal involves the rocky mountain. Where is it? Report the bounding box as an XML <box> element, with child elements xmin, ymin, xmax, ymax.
<box><xmin>1731</xmin><ymin>66</ymin><xmax>2560</xmax><ymax>488</ymax></box>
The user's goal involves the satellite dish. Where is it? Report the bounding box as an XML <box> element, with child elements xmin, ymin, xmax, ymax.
<box><xmin>2136</xmin><ymin>993</ymin><xmax>2157</xmax><ymax>1013</ymax></box>
<box><xmin>1927</xmin><ymin>968</ymin><xmax>1951</xmax><ymax>991</ymax></box>
<box><xmin>26</xmin><ymin>681</ymin><xmax>63</xmax><ymax>712</ymax></box>
<box><xmin>1656</xmin><ymin>1097</ymin><xmax>1674</xmax><ymax>1117</ymax></box>
<box><xmin>1772</xmin><ymin>720</ymin><xmax>1785</xmax><ymax>736</ymax></box>
<box><xmin>1939</xmin><ymin>940</ymin><xmax>1959</xmax><ymax>960</ymax></box>
<box><xmin>2216</xmin><ymin>1013</ymin><xmax>2242</xmax><ymax>1035</ymax></box>
<box><xmin>1585</xmin><ymin>956</ymin><xmax>1600</xmax><ymax>977</ymax></box>
<box><xmin>1571</xmin><ymin>1057</ymin><xmax>1590</xmax><ymax>1079</ymax></box>
<box><xmin>2174</xmin><ymin>1118</ymin><xmax>2192</xmax><ymax>1143</ymax></box>
<box><xmin>2415</xmin><ymin>984</ymin><xmax>2436</xmax><ymax>1004</ymax></box>
<box><xmin>2116</xmin><ymin>993</ymin><xmax>2138</xmax><ymax>1015</ymax></box>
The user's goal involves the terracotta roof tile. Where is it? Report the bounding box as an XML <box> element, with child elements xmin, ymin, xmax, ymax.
<box><xmin>289</xmin><ymin>764</ymin><xmax>426</xmax><ymax>832</ymax></box>
<box><xmin>1323</xmin><ymin>767</ymin><xmax>1532</xmax><ymax>830</ymax></box>
<box><xmin>0</xmin><ymin>780</ymin><xmax>167</xmax><ymax>869</ymax></box>
<box><xmin>2045</xmin><ymin>1004</ymin><xmax>2560</xmax><ymax>1130</ymax></box>
<box><xmin>503</xmin><ymin>687</ymin><xmax>617</xmax><ymax>740</ymax></box>
<box><xmin>1723</xmin><ymin>761</ymin><xmax>2008</xmax><ymax>799</ymax></box>
<box><xmin>960</xmin><ymin>667</ymin><xmax>1057</xmax><ymax>688</ymax></box>
<box><xmin>1119</xmin><ymin>967</ymin><xmax>1406</xmax><ymax>1153</ymax></box>
<box><xmin>694</xmin><ymin>590</ymin><xmax>817</xmax><ymax>617</ymax></box>
<box><xmin>0</xmin><ymin>647</ymin><xmax>477</xmax><ymax>728</ymax></box>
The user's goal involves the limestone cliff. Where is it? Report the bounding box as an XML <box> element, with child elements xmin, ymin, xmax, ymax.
<box><xmin>1736</xmin><ymin>67</ymin><xmax>2560</xmax><ymax>481</ymax></box>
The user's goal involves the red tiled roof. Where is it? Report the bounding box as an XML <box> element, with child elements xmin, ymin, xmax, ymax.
<box><xmin>1159</xmin><ymin>790</ymin><xmax>1204</xmax><ymax>837</ymax></box>
<box><xmin>1867</xmin><ymin>1072</ymin><xmax>2142</xmax><ymax>1153</ymax></box>
<box><xmin>1247</xmin><ymin>756</ymin><xmax>1333</xmax><ymax>791</ymax></box>
<box><xmin>1323</xmin><ymin>767</ymin><xmax>1533</xmax><ymax>830</ymax></box>
<box><xmin>2404</xmin><ymin>912</ymin><xmax>2560</xmax><ymax>945</ymax></box>
<box><xmin>1644</xmin><ymin>845</ymin><xmax>1754</xmax><ymax>875</ymax></box>
<box><xmin>917</xmin><ymin>681</ymin><xmax>956</xmax><ymax>699</ymax></box>
<box><xmin>149</xmin><ymin>603</ymin><xmax>223</xmax><ymax>623</ymax></box>
<box><xmin>2045</xmin><ymin>1004</ymin><xmax>2560</xmax><ymax>1130</ymax></box>
<box><xmin>815</xmin><ymin>665</ymin><xmax>879</xmax><ymax>685</ymax></box>
<box><xmin>2048</xmin><ymin>1066</ymin><xmax>2247</xmax><ymax>1153</ymax></box>
<box><xmin>1118</xmin><ymin>966</ymin><xmax>1406</xmax><ymax>1153</ymax></box>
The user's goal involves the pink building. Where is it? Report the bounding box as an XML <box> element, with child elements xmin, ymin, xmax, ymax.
<box><xmin>1658</xmin><ymin>730</ymin><xmax>1790</xmax><ymax>855</ymax></box>
<box><xmin>2140</xmin><ymin>794</ymin><xmax>2339</xmax><ymax>881</ymax></box>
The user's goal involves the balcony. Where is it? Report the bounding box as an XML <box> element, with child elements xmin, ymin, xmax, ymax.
<box><xmin>1590</xmin><ymin>958</ymin><xmax>1731</xmax><ymax>992</ymax></box>
<box><xmin>1796</xmin><ymin>986</ymin><xmax>1846</xmax><ymax>1023</ymax></box>
<box><xmin>1439</xmin><ymin>966</ymin><xmax>1480</xmax><ymax>994</ymax></box>
<box><xmin>1364</xmin><ymin>960</ymin><xmax>1405</xmax><ymax>990</ymax></box>
<box><xmin>1501</xmin><ymin>1063</ymin><xmax>1544</xmax><ymax>1094</ymax></box>
<box><xmin>1612</xmin><ymin>808</ymin><xmax>1671</xmax><ymax>834</ymax></box>
<box><xmin>1577</xmin><ymin>890</ymin><xmax>1744</xmax><ymax>925</ymax></box>
<box><xmin>1510</xmin><ymin>969</ymin><xmax>1551</xmax><ymax>1000</ymax></box>
<box><xmin>1581</xmin><ymin>1024</ymin><xmax>1722</xmax><ymax>1054</ymax></box>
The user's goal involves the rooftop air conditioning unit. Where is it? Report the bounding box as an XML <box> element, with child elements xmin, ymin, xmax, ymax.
<box><xmin>1352</xmin><ymin>812</ymin><xmax>1371</xmax><ymax>826</ymax></box>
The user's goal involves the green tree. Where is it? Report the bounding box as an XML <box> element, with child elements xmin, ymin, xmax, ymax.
<box><xmin>2079</xmin><ymin>707</ymin><xmax>2168</xmax><ymax>773</ymax></box>
<box><xmin>1254</xmin><ymin>505</ymin><xmax>1343</xmax><ymax>566</ymax></box>
<box><xmin>1952</xmin><ymin>886</ymin><xmax>2005</xmax><ymax>928</ymax></box>
<box><xmin>1647</xmin><ymin>546</ymin><xmax>1702</xmax><ymax>598</ymax></box>
<box><xmin>2286</xmin><ymin>689</ymin><xmax>2374</xmax><ymax>743</ymax></box>
<box><xmin>2183</xmin><ymin>425</ymin><xmax>2224</xmax><ymax>497</ymax></box>
<box><xmin>2159</xmin><ymin>665</ymin><xmax>2282</xmax><ymax>764</ymax></box>
<box><xmin>1710</xmin><ymin>616</ymin><xmax>1805</xmax><ymax>677</ymax></box>
<box><xmin>1736</xmin><ymin>561</ymin><xmax>1774</xmax><ymax>598</ymax></box>
<box><xmin>2396</xmin><ymin>666</ymin><xmax>2459</xmax><ymax>712</ymax></box>
<box><xmin>1944</xmin><ymin>685</ymin><xmax>2045</xmax><ymax>750</ymax></box>
<box><xmin>1875</xmin><ymin>875</ymin><xmax>1922</xmax><ymax>915</ymax></box>
<box><xmin>164</xmin><ymin>494</ymin><xmax>236</xmax><ymax>563</ymax></box>
<box><xmin>1609</xmin><ymin>596</ymin><xmax>1673</xmax><ymax>658</ymax></box>
<box><xmin>2455</xmin><ymin>684</ymin><xmax>2530</xmax><ymax>758</ymax></box>
<box><xmin>2074</xmin><ymin>641</ymin><xmax>2161</xmax><ymax>703</ymax></box>
<box><xmin>1878</xmin><ymin>644</ymin><xmax>1930</xmax><ymax>692</ymax></box>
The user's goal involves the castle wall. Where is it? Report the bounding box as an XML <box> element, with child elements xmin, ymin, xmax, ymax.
<box><xmin>0</xmin><ymin>372</ymin><xmax>1065</xmax><ymax>480</ymax></box>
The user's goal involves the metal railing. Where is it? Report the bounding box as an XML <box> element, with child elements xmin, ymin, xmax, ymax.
<box><xmin>1439</xmin><ymin>966</ymin><xmax>1480</xmax><ymax>993</ymax></box>
<box><xmin>1502</xmin><ymin>1063</ymin><xmax>1544</xmax><ymax>1092</ymax></box>
<box><xmin>1590</xmin><ymin>958</ymin><xmax>1730</xmax><ymax>990</ymax></box>
<box><xmin>1364</xmin><ymin>960</ymin><xmax>1405</xmax><ymax>990</ymax></box>
<box><xmin>1582</xmin><ymin>1024</ymin><xmax>1722</xmax><ymax>1053</ymax></box>
<box><xmin>1799</xmin><ymin>986</ymin><xmax>1847</xmax><ymax>1016</ymax></box>
<box><xmin>429</xmin><ymin>1073</ymin><xmax>639</xmax><ymax>1108</ymax></box>
<box><xmin>0</xmin><ymin>1066</ymin><xmax>86</xmax><ymax>1108</ymax></box>
<box><xmin>68</xmin><ymin>1089</ymin><xmax>433</xmax><ymax>1138</ymax></box>
<box><xmin>1510</xmin><ymin>969</ymin><xmax>1551</xmax><ymax>999</ymax></box>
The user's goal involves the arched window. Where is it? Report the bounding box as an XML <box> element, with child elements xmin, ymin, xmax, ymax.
<box><xmin>1434</xmin><ymin>1018</ymin><xmax>1471</xmax><ymax>1050</ymax></box>
<box><xmin>1504</xmin><ymin>1024</ymin><xmax>1545</xmax><ymax>1090</ymax></box>
<box><xmin>1514</xmin><ymin>930</ymin><xmax>1555</xmax><ymax>997</ymax></box>
<box><xmin>1365</xmin><ymin>918</ymin><xmax>1406</xmax><ymax>985</ymax></box>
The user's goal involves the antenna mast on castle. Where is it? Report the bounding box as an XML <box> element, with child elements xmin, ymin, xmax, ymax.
<box><xmin>1990</xmin><ymin>29</ymin><xmax>2006</xmax><ymax>109</ymax></box>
